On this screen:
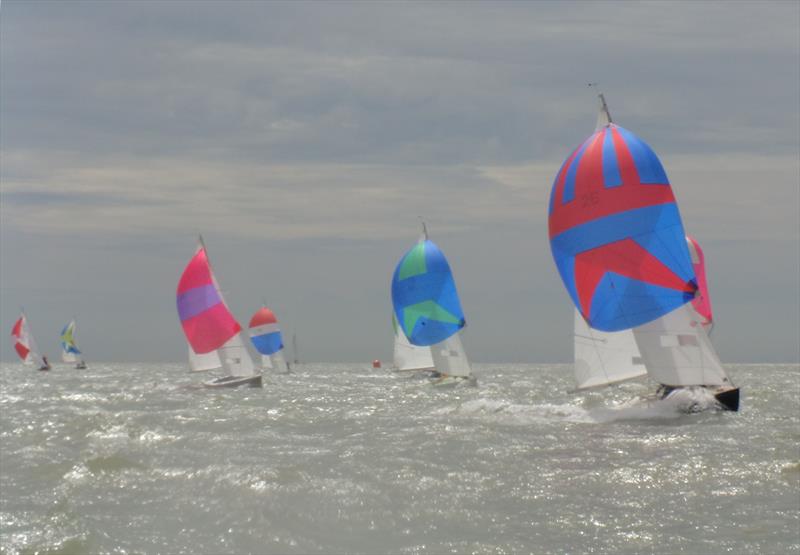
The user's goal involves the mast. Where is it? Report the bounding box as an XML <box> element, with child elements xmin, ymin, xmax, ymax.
<box><xmin>417</xmin><ymin>217</ymin><xmax>429</xmax><ymax>243</ymax></box>
<box><xmin>588</xmin><ymin>83</ymin><xmax>612</xmax><ymax>130</ymax></box>
<box><xmin>598</xmin><ymin>93</ymin><xmax>612</xmax><ymax>125</ymax></box>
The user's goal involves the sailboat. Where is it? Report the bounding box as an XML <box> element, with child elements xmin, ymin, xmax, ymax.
<box><xmin>391</xmin><ymin>224</ymin><xmax>476</xmax><ymax>386</ymax></box>
<box><xmin>176</xmin><ymin>237</ymin><xmax>261</xmax><ymax>388</ymax></box>
<box><xmin>248</xmin><ymin>306</ymin><xmax>290</xmax><ymax>373</ymax></box>
<box><xmin>390</xmin><ymin>312</ymin><xmax>435</xmax><ymax>376</ymax></box>
<box><xmin>549</xmin><ymin>92</ymin><xmax>738</xmax><ymax>411</ymax></box>
<box><xmin>60</xmin><ymin>319</ymin><xmax>87</xmax><ymax>369</ymax></box>
<box><xmin>11</xmin><ymin>312</ymin><xmax>50</xmax><ymax>371</ymax></box>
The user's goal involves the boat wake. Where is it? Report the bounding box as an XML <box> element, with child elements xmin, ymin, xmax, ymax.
<box><xmin>434</xmin><ymin>398</ymin><xmax>594</xmax><ymax>424</ymax></box>
<box><xmin>435</xmin><ymin>387</ymin><xmax>723</xmax><ymax>425</ymax></box>
<box><xmin>588</xmin><ymin>387</ymin><xmax>722</xmax><ymax>422</ymax></box>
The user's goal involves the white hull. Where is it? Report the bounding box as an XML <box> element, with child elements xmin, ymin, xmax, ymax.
<box><xmin>430</xmin><ymin>374</ymin><xmax>478</xmax><ymax>388</ymax></box>
<box><xmin>202</xmin><ymin>374</ymin><xmax>262</xmax><ymax>389</ymax></box>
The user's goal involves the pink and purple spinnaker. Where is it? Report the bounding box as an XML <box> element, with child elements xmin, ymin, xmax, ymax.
<box><xmin>176</xmin><ymin>245</ymin><xmax>241</xmax><ymax>354</ymax></box>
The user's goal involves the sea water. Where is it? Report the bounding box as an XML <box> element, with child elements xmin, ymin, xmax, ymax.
<box><xmin>0</xmin><ymin>363</ymin><xmax>797</xmax><ymax>555</ymax></box>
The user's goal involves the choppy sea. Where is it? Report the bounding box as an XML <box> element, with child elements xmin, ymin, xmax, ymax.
<box><xmin>1</xmin><ymin>363</ymin><xmax>798</xmax><ymax>555</ymax></box>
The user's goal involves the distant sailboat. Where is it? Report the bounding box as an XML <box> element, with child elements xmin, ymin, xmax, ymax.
<box><xmin>248</xmin><ymin>306</ymin><xmax>290</xmax><ymax>374</ymax></box>
<box><xmin>390</xmin><ymin>313</ymin><xmax>435</xmax><ymax>376</ymax></box>
<box><xmin>391</xmin><ymin>223</ymin><xmax>475</xmax><ymax>386</ymax></box>
<box><xmin>176</xmin><ymin>237</ymin><xmax>261</xmax><ymax>388</ymax></box>
<box><xmin>11</xmin><ymin>312</ymin><xmax>50</xmax><ymax>371</ymax></box>
<box><xmin>60</xmin><ymin>319</ymin><xmax>87</xmax><ymax>369</ymax></box>
<box><xmin>549</xmin><ymin>92</ymin><xmax>738</xmax><ymax>410</ymax></box>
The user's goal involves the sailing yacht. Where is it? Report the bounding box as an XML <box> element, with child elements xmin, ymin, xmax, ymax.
<box><xmin>550</xmin><ymin>92</ymin><xmax>738</xmax><ymax>410</ymax></box>
<box><xmin>248</xmin><ymin>306</ymin><xmax>290</xmax><ymax>374</ymax></box>
<box><xmin>391</xmin><ymin>223</ymin><xmax>476</xmax><ymax>387</ymax></box>
<box><xmin>176</xmin><ymin>237</ymin><xmax>261</xmax><ymax>388</ymax></box>
<box><xmin>11</xmin><ymin>312</ymin><xmax>50</xmax><ymax>371</ymax></box>
<box><xmin>61</xmin><ymin>319</ymin><xmax>87</xmax><ymax>369</ymax></box>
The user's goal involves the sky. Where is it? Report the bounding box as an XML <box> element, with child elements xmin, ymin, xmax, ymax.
<box><xmin>1</xmin><ymin>1</ymin><xmax>798</xmax><ymax>364</ymax></box>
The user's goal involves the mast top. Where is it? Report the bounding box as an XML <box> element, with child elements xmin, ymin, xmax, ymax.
<box><xmin>588</xmin><ymin>83</ymin><xmax>613</xmax><ymax>128</ymax></box>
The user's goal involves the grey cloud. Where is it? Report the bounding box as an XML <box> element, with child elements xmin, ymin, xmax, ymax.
<box><xmin>1</xmin><ymin>1</ymin><xmax>797</xmax><ymax>363</ymax></box>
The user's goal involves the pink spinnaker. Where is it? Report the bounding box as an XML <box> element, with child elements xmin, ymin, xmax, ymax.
<box><xmin>686</xmin><ymin>236</ymin><xmax>713</xmax><ymax>331</ymax></box>
<box><xmin>176</xmin><ymin>244</ymin><xmax>242</xmax><ymax>354</ymax></box>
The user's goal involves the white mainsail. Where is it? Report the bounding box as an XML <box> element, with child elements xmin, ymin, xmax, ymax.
<box><xmin>187</xmin><ymin>333</ymin><xmax>255</xmax><ymax>374</ymax></box>
<box><xmin>573</xmin><ymin>310</ymin><xmax>647</xmax><ymax>390</ymax></box>
<box><xmin>188</xmin><ymin>345</ymin><xmax>222</xmax><ymax>372</ymax></box>
<box><xmin>217</xmin><ymin>333</ymin><xmax>255</xmax><ymax>376</ymax></box>
<box><xmin>266</xmin><ymin>350</ymin><xmax>289</xmax><ymax>373</ymax></box>
<box><xmin>429</xmin><ymin>332</ymin><xmax>472</xmax><ymax>378</ymax></box>
<box><xmin>632</xmin><ymin>304</ymin><xmax>730</xmax><ymax>387</ymax></box>
<box><xmin>392</xmin><ymin>314</ymin><xmax>434</xmax><ymax>372</ymax></box>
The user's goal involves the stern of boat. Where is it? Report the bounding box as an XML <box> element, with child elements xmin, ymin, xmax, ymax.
<box><xmin>714</xmin><ymin>386</ymin><xmax>740</xmax><ymax>412</ymax></box>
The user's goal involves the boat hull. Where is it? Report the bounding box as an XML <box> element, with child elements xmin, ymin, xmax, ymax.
<box><xmin>390</xmin><ymin>367</ymin><xmax>437</xmax><ymax>380</ymax></box>
<box><xmin>430</xmin><ymin>374</ymin><xmax>478</xmax><ymax>388</ymax></box>
<box><xmin>713</xmin><ymin>386</ymin><xmax>740</xmax><ymax>412</ymax></box>
<box><xmin>658</xmin><ymin>385</ymin><xmax>740</xmax><ymax>412</ymax></box>
<box><xmin>203</xmin><ymin>375</ymin><xmax>262</xmax><ymax>389</ymax></box>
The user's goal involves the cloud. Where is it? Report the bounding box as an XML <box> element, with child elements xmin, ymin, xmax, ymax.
<box><xmin>1</xmin><ymin>1</ymin><xmax>797</xmax><ymax>362</ymax></box>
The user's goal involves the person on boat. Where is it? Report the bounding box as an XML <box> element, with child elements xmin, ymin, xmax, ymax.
<box><xmin>76</xmin><ymin>359</ymin><xmax>87</xmax><ymax>369</ymax></box>
<box><xmin>39</xmin><ymin>356</ymin><xmax>51</xmax><ymax>371</ymax></box>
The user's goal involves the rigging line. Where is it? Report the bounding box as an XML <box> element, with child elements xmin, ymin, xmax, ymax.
<box><xmin>574</xmin><ymin>333</ymin><xmax>607</xmax><ymax>343</ymax></box>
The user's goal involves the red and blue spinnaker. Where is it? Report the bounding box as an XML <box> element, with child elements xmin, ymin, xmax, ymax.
<box><xmin>176</xmin><ymin>244</ymin><xmax>242</xmax><ymax>354</ymax></box>
<box><xmin>548</xmin><ymin>121</ymin><xmax>697</xmax><ymax>332</ymax></box>
<box><xmin>248</xmin><ymin>307</ymin><xmax>284</xmax><ymax>356</ymax></box>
